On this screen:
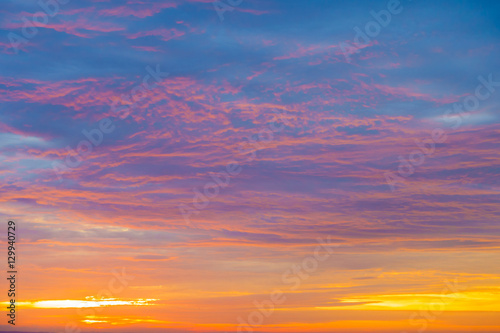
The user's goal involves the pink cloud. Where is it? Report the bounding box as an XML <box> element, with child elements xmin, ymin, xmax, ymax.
<box><xmin>127</xmin><ymin>28</ymin><xmax>185</xmax><ymax>41</ymax></box>
<box><xmin>3</xmin><ymin>17</ymin><xmax>125</xmax><ymax>38</ymax></box>
<box><xmin>98</xmin><ymin>2</ymin><xmax>177</xmax><ymax>18</ymax></box>
<box><xmin>131</xmin><ymin>45</ymin><xmax>164</xmax><ymax>52</ymax></box>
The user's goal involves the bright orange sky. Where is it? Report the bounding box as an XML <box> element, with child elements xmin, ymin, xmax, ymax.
<box><xmin>1</xmin><ymin>0</ymin><xmax>500</xmax><ymax>332</ymax></box>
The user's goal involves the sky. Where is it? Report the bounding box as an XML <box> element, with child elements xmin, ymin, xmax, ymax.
<box><xmin>0</xmin><ymin>0</ymin><xmax>500</xmax><ymax>332</ymax></box>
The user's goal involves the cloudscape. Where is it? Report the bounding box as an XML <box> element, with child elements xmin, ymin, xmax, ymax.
<box><xmin>0</xmin><ymin>0</ymin><xmax>499</xmax><ymax>332</ymax></box>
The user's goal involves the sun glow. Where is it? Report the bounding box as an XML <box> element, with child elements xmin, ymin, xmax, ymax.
<box><xmin>3</xmin><ymin>297</ymin><xmax>158</xmax><ymax>309</ymax></box>
<box><xmin>316</xmin><ymin>290</ymin><xmax>500</xmax><ymax>311</ymax></box>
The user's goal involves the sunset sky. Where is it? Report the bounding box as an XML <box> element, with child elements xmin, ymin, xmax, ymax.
<box><xmin>1</xmin><ymin>0</ymin><xmax>500</xmax><ymax>332</ymax></box>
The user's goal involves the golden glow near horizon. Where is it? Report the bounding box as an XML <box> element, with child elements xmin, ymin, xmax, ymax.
<box><xmin>80</xmin><ymin>315</ymin><xmax>169</xmax><ymax>325</ymax></box>
<box><xmin>316</xmin><ymin>289</ymin><xmax>500</xmax><ymax>312</ymax></box>
<box><xmin>2</xmin><ymin>297</ymin><xmax>158</xmax><ymax>309</ymax></box>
